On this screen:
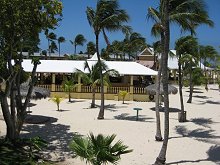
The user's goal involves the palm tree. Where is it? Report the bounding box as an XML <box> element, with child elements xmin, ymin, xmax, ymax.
<box><xmin>62</xmin><ymin>78</ymin><xmax>77</xmax><ymax>102</ymax></box>
<box><xmin>49</xmin><ymin>41</ymin><xmax>58</xmax><ymax>53</ymax></box>
<box><xmin>70</xmin><ymin>34</ymin><xmax>87</xmax><ymax>55</ymax></box>
<box><xmin>58</xmin><ymin>36</ymin><xmax>65</xmax><ymax>57</ymax></box>
<box><xmin>119</xmin><ymin>90</ymin><xmax>128</xmax><ymax>104</ymax></box>
<box><xmin>45</xmin><ymin>30</ymin><xmax>57</xmax><ymax>58</ymax></box>
<box><xmin>49</xmin><ymin>95</ymin><xmax>64</xmax><ymax>111</ymax></box>
<box><xmin>175</xmin><ymin>36</ymin><xmax>198</xmax><ymax>121</ymax></box>
<box><xmin>87</xmin><ymin>41</ymin><xmax>96</xmax><ymax>59</ymax></box>
<box><xmin>199</xmin><ymin>45</ymin><xmax>218</xmax><ymax>90</ymax></box>
<box><xmin>147</xmin><ymin>0</ymin><xmax>214</xmax><ymax>144</ymax></box>
<box><xmin>86</xmin><ymin>0</ymin><xmax>130</xmax><ymax>119</ymax></box>
<box><xmin>70</xmin><ymin>133</ymin><xmax>133</xmax><ymax>165</ymax></box>
<box><xmin>76</xmin><ymin>61</ymin><xmax>118</xmax><ymax>108</ymax></box>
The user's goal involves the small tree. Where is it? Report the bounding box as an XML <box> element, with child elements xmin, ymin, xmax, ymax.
<box><xmin>119</xmin><ymin>90</ymin><xmax>128</xmax><ymax>104</ymax></box>
<box><xmin>70</xmin><ymin>133</ymin><xmax>133</xmax><ymax>165</ymax></box>
<box><xmin>49</xmin><ymin>95</ymin><xmax>64</xmax><ymax>111</ymax></box>
<box><xmin>62</xmin><ymin>78</ymin><xmax>77</xmax><ymax>102</ymax></box>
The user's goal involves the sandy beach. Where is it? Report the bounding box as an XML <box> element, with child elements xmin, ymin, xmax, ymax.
<box><xmin>1</xmin><ymin>84</ymin><xmax>220</xmax><ymax>165</ymax></box>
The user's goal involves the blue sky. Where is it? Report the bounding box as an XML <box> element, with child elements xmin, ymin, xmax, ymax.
<box><xmin>40</xmin><ymin>0</ymin><xmax>220</xmax><ymax>55</ymax></box>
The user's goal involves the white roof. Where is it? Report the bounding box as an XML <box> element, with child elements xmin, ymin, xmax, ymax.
<box><xmin>21</xmin><ymin>59</ymin><xmax>157</xmax><ymax>76</ymax></box>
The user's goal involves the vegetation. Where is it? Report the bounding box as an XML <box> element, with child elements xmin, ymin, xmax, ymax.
<box><xmin>70</xmin><ymin>133</ymin><xmax>132</xmax><ymax>165</ymax></box>
<box><xmin>0</xmin><ymin>137</ymin><xmax>47</xmax><ymax>164</ymax></box>
<box><xmin>86</xmin><ymin>41</ymin><xmax>96</xmax><ymax>59</ymax></box>
<box><xmin>86</xmin><ymin>0</ymin><xmax>130</xmax><ymax>119</ymax></box>
<box><xmin>75</xmin><ymin>61</ymin><xmax>118</xmax><ymax>108</ymax></box>
<box><xmin>62</xmin><ymin>78</ymin><xmax>77</xmax><ymax>102</ymax></box>
<box><xmin>119</xmin><ymin>90</ymin><xmax>129</xmax><ymax>104</ymax></box>
<box><xmin>49</xmin><ymin>95</ymin><xmax>64</xmax><ymax>111</ymax></box>
<box><xmin>0</xmin><ymin>0</ymin><xmax>63</xmax><ymax>141</ymax></box>
<box><xmin>58</xmin><ymin>36</ymin><xmax>66</xmax><ymax>57</ymax></box>
<box><xmin>70</xmin><ymin>34</ymin><xmax>87</xmax><ymax>55</ymax></box>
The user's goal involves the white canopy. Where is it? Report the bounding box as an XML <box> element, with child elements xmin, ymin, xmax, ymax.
<box><xmin>21</xmin><ymin>59</ymin><xmax>157</xmax><ymax>76</ymax></box>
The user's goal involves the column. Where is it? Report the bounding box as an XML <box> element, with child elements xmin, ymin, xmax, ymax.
<box><xmin>129</xmin><ymin>75</ymin><xmax>134</xmax><ymax>101</ymax></box>
<box><xmin>51</xmin><ymin>73</ymin><xmax>56</xmax><ymax>91</ymax></box>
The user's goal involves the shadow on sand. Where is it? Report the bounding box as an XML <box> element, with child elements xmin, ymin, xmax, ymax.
<box><xmin>193</xmin><ymin>95</ymin><xmax>212</xmax><ymax>99</ymax></box>
<box><xmin>197</xmin><ymin>100</ymin><xmax>220</xmax><ymax>105</ymax></box>
<box><xmin>22</xmin><ymin>118</ymin><xmax>80</xmax><ymax>161</ymax></box>
<box><xmin>114</xmin><ymin>113</ymin><xmax>154</xmax><ymax>122</ymax></box>
<box><xmin>191</xmin><ymin>117</ymin><xmax>218</xmax><ymax>128</ymax></box>
<box><xmin>173</xmin><ymin>125</ymin><xmax>220</xmax><ymax>145</ymax></box>
<box><xmin>167</xmin><ymin>145</ymin><xmax>220</xmax><ymax>164</ymax></box>
<box><xmin>95</xmin><ymin>104</ymin><xmax>129</xmax><ymax>112</ymax></box>
<box><xmin>150</xmin><ymin>107</ymin><xmax>181</xmax><ymax>113</ymax></box>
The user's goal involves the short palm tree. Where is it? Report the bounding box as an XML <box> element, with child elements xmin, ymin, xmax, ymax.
<box><xmin>70</xmin><ymin>133</ymin><xmax>133</xmax><ymax>165</ymax></box>
<box><xmin>119</xmin><ymin>90</ymin><xmax>128</xmax><ymax>104</ymax></box>
<box><xmin>76</xmin><ymin>61</ymin><xmax>118</xmax><ymax>108</ymax></box>
<box><xmin>62</xmin><ymin>78</ymin><xmax>77</xmax><ymax>102</ymax></box>
<box><xmin>86</xmin><ymin>0</ymin><xmax>130</xmax><ymax>119</ymax></box>
<box><xmin>58</xmin><ymin>36</ymin><xmax>65</xmax><ymax>57</ymax></box>
<box><xmin>70</xmin><ymin>34</ymin><xmax>87</xmax><ymax>55</ymax></box>
<box><xmin>49</xmin><ymin>95</ymin><xmax>64</xmax><ymax>111</ymax></box>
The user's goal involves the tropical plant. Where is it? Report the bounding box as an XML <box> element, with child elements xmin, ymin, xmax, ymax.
<box><xmin>62</xmin><ymin>78</ymin><xmax>77</xmax><ymax>102</ymax></box>
<box><xmin>49</xmin><ymin>40</ymin><xmax>58</xmax><ymax>53</ymax></box>
<box><xmin>70</xmin><ymin>34</ymin><xmax>87</xmax><ymax>54</ymax></box>
<box><xmin>86</xmin><ymin>0</ymin><xmax>130</xmax><ymax>119</ymax></box>
<box><xmin>58</xmin><ymin>36</ymin><xmax>66</xmax><ymax>57</ymax></box>
<box><xmin>45</xmin><ymin>30</ymin><xmax>57</xmax><ymax>58</ymax></box>
<box><xmin>49</xmin><ymin>95</ymin><xmax>64</xmax><ymax>111</ymax></box>
<box><xmin>75</xmin><ymin>61</ymin><xmax>118</xmax><ymax>108</ymax></box>
<box><xmin>147</xmin><ymin>1</ymin><xmax>213</xmax><ymax>155</ymax></box>
<box><xmin>119</xmin><ymin>90</ymin><xmax>128</xmax><ymax>104</ymax></box>
<box><xmin>70</xmin><ymin>133</ymin><xmax>133</xmax><ymax>165</ymax></box>
<box><xmin>87</xmin><ymin>41</ymin><xmax>96</xmax><ymax>59</ymax></box>
<box><xmin>0</xmin><ymin>0</ymin><xmax>62</xmax><ymax>141</ymax></box>
<box><xmin>175</xmin><ymin>35</ymin><xmax>198</xmax><ymax>121</ymax></box>
<box><xmin>199</xmin><ymin>45</ymin><xmax>218</xmax><ymax>90</ymax></box>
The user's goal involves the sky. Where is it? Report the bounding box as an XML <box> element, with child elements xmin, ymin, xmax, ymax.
<box><xmin>39</xmin><ymin>0</ymin><xmax>220</xmax><ymax>55</ymax></box>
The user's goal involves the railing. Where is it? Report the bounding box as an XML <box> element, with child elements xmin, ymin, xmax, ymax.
<box><xmin>134</xmin><ymin>87</ymin><xmax>146</xmax><ymax>94</ymax></box>
<box><xmin>37</xmin><ymin>84</ymin><xmax>51</xmax><ymax>91</ymax></box>
<box><xmin>37</xmin><ymin>84</ymin><xmax>146</xmax><ymax>94</ymax></box>
<box><xmin>107</xmin><ymin>86</ymin><xmax>130</xmax><ymax>94</ymax></box>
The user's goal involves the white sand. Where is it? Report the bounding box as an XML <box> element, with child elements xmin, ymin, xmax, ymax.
<box><xmin>0</xmin><ymin>84</ymin><xmax>220</xmax><ymax>165</ymax></box>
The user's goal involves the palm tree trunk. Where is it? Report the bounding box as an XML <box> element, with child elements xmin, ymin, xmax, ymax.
<box><xmin>204</xmin><ymin>59</ymin><xmax>208</xmax><ymax>91</ymax></box>
<box><xmin>155</xmin><ymin>60</ymin><xmax>163</xmax><ymax>141</ymax></box>
<box><xmin>91</xmin><ymin>87</ymin><xmax>96</xmax><ymax>108</ymax></box>
<box><xmin>155</xmin><ymin>0</ymin><xmax>170</xmax><ymax>163</ymax></box>
<box><xmin>69</xmin><ymin>90</ymin><xmax>71</xmax><ymax>102</ymax></box>
<box><xmin>95</xmin><ymin>34</ymin><xmax>105</xmax><ymax>119</ymax></box>
<box><xmin>74</xmin><ymin>44</ymin><xmax>77</xmax><ymax>55</ymax></box>
<box><xmin>178</xmin><ymin>56</ymin><xmax>186</xmax><ymax>122</ymax></box>
<box><xmin>187</xmin><ymin>66</ymin><xmax>193</xmax><ymax>103</ymax></box>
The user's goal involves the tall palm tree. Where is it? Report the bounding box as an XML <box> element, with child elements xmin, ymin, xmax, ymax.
<box><xmin>70</xmin><ymin>34</ymin><xmax>87</xmax><ymax>55</ymax></box>
<box><xmin>199</xmin><ymin>45</ymin><xmax>217</xmax><ymax>90</ymax></box>
<box><xmin>76</xmin><ymin>61</ymin><xmax>118</xmax><ymax>108</ymax></box>
<box><xmin>58</xmin><ymin>36</ymin><xmax>65</xmax><ymax>57</ymax></box>
<box><xmin>175</xmin><ymin>36</ymin><xmax>198</xmax><ymax>121</ymax></box>
<box><xmin>49</xmin><ymin>41</ymin><xmax>58</xmax><ymax>53</ymax></box>
<box><xmin>147</xmin><ymin>0</ymin><xmax>214</xmax><ymax>143</ymax></box>
<box><xmin>87</xmin><ymin>41</ymin><xmax>96</xmax><ymax>59</ymax></box>
<box><xmin>45</xmin><ymin>30</ymin><xmax>57</xmax><ymax>58</ymax></box>
<box><xmin>86</xmin><ymin>0</ymin><xmax>129</xmax><ymax>119</ymax></box>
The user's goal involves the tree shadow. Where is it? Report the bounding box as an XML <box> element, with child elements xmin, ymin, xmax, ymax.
<box><xmin>186</xmin><ymin>90</ymin><xmax>204</xmax><ymax>93</ymax></box>
<box><xmin>95</xmin><ymin>104</ymin><xmax>128</xmax><ymax>112</ymax></box>
<box><xmin>173</xmin><ymin>125</ymin><xmax>220</xmax><ymax>145</ymax></box>
<box><xmin>114</xmin><ymin>113</ymin><xmax>154</xmax><ymax>122</ymax></box>
<box><xmin>167</xmin><ymin>145</ymin><xmax>220</xmax><ymax>164</ymax></box>
<box><xmin>150</xmin><ymin>107</ymin><xmax>181</xmax><ymax>113</ymax></box>
<box><xmin>67</xmin><ymin>99</ymin><xmax>86</xmax><ymax>103</ymax></box>
<box><xmin>197</xmin><ymin>100</ymin><xmax>220</xmax><ymax>105</ymax></box>
<box><xmin>193</xmin><ymin>95</ymin><xmax>211</xmax><ymax>99</ymax></box>
<box><xmin>191</xmin><ymin>118</ymin><xmax>217</xmax><ymax>128</ymax></box>
<box><xmin>21</xmin><ymin>120</ymin><xmax>80</xmax><ymax>162</ymax></box>
<box><xmin>24</xmin><ymin>115</ymin><xmax>57</xmax><ymax>124</ymax></box>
